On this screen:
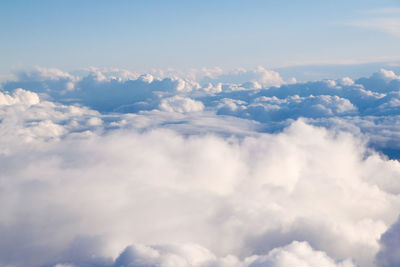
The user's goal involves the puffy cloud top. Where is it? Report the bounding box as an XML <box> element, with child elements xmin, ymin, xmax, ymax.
<box><xmin>1</xmin><ymin>67</ymin><xmax>400</xmax><ymax>267</ymax></box>
<box><xmin>160</xmin><ymin>96</ymin><xmax>204</xmax><ymax>113</ymax></box>
<box><xmin>0</xmin><ymin>88</ymin><xmax>40</xmax><ymax>106</ymax></box>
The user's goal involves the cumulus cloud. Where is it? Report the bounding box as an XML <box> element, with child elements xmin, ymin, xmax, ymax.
<box><xmin>3</xmin><ymin>67</ymin><xmax>399</xmax><ymax>119</ymax></box>
<box><xmin>3</xmin><ymin>67</ymin><xmax>400</xmax><ymax>156</ymax></box>
<box><xmin>2</xmin><ymin>68</ymin><xmax>400</xmax><ymax>266</ymax></box>
<box><xmin>248</xmin><ymin>241</ymin><xmax>356</xmax><ymax>267</ymax></box>
<box><xmin>54</xmin><ymin>241</ymin><xmax>354</xmax><ymax>267</ymax></box>
<box><xmin>0</xmin><ymin>88</ymin><xmax>40</xmax><ymax>106</ymax></box>
<box><xmin>217</xmin><ymin>95</ymin><xmax>357</xmax><ymax>122</ymax></box>
<box><xmin>159</xmin><ymin>96</ymin><xmax>204</xmax><ymax>113</ymax></box>
<box><xmin>3</xmin><ymin>67</ymin><xmax>400</xmax><ymax>158</ymax></box>
<box><xmin>0</xmin><ymin>92</ymin><xmax>399</xmax><ymax>266</ymax></box>
<box><xmin>3</xmin><ymin>68</ymin><xmax>193</xmax><ymax>112</ymax></box>
<box><xmin>200</xmin><ymin>66</ymin><xmax>287</xmax><ymax>88</ymax></box>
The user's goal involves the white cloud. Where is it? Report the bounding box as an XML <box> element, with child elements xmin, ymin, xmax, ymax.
<box><xmin>373</xmin><ymin>69</ymin><xmax>400</xmax><ymax>82</ymax></box>
<box><xmin>86</xmin><ymin>117</ymin><xmax>103</xmax><ymax>126</ymax></box>
<box><xmin>217</xmin><ymin>95</ymin><xmax>357</xmax><ymax>121</ymax></box>
<box><xmin>159</xmin><ymin>96</ymin><xmax>204</xmax><ymax>113</ymax></box>
<box><xmin>248</xmin><ymin>241</ymin><xmax>356</xmax><ymax>267</ymax></box>
<box><xmin>50</xmin><ymin>241</ymin><xmax>355</xmax><ymax>267</ymax></box>
<box><xmin>2</xmin><ymin>68</ymin><xmax>400</xmax><ymax>266</ymax></box>
<box><xmin>0</xmin><ymin>88</ymin><xmax>40</xmax><ymax>106</ymax></box>
<box><xmin>70</xmin><ymin>241</ymin><xmax>354</xmax><ymax>267</ymax></box>
<box><xmin>0</xmin><ymin>94</ymin><xmax>399</xmax><ymax>266</ymax></box>
<box><xmin>201</xmin><ymin>66</ymin><xmax>287</xmax><ymax>88</ymax></box>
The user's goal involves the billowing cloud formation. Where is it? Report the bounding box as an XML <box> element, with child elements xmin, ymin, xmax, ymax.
<box><xmin>1</xmin><ymin>68</ymin><xmax>400</xmax><ymax>267</ymax></box>
<box><xmin>6</xmin><ymin>66</ymin><xmax>400</xmax><ymax>156</ymax></box>
<box><xmin>3</xmin><ymin>67</ymin><xmax>400</xmax><ymax>120</ymax></box>
<box><xmin>159</xmin><ymin>96</ymin><xmax>204</xmax><ymax>113</ymax></box>
<box><xmin>53</xmin><ymin>241</ymin><xmax>354</xmax><ymax>267</ymax></box>
<box><xmin>2</xmin><ymin>66</ymin><xmax>290</xmax><ymax>113</ymax></box>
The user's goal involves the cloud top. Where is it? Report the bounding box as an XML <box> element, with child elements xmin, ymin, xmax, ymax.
<box><xmin>1</xmin><ymin>67</ymin><xmax>400</xmax><ymax>266</ymax></box>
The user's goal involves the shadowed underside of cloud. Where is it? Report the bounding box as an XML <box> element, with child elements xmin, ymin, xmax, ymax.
<box><xmin>1</xmin><ymin>68</ymin><xmax>400</xmax><ymax>267</ymax></box>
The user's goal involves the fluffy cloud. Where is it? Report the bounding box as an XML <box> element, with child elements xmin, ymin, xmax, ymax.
<box><xmin>200</xmin><ymin>66</ymin><xmax>288</xmax><ymax>88</ymax></box>
<box><xmin>3</xmin><ymin>68</ymin><xmax>400</xmax><ymax>157</ymax></box>
<box><xmin>248</xmin><ymin>241</ymin><xmax>356</xmax><ymax>267</ymax></box>
<box><xmin>3</xmin><ymin>67</ymin><xmax>400</xmax><ymax>122</ymax></box>
<box><xmin>0</xmin><ymin>88</ymin><xmax>40</xmax><ymax>106</ymax></box>
<box><xmin>0</xmin><ymin>92</ymin><xmax>399</xmax><ymax>266</ymax></box>
<box><xmin>217</xmin><ymin>95</ymin><xmax>357</xmax><ymax>122</ymax></box>
<box><xmin>3</xmin><ymin>68</ymin><xmax>193</xmax><ymax>112</ymax></box>
<box><xmin>2</xmin><ymin>68</ymin><xmax>400</xmax><ymax>267</ymax></box>
<box><xmin>159</xmin><ymin>96</ymin><xmax>204</xmax><ymax>113</ymax></box>
<box><xmin>53</xmin><ymin>241</ymin><xmax>354</xmax><ymax>267</ymax></box>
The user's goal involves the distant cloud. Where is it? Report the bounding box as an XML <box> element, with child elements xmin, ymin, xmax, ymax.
<box><xmin>349</xmin><ymin>18</ymin><xmax>400</xmax><ymax>38</ymax></box>
<box><xmin>201</xmin><ymin>66</ymin><xmax>287</xmax><ymax>88</ymax></box>
<box><xmin>362</xmin><ymin>7</ymin><xmax>400</xmax><ymax>15</ymax></box>
<box><xmin>159</xmin><ymin>96</ymin><xmax>204</xmax><ymax>113</ymax></box>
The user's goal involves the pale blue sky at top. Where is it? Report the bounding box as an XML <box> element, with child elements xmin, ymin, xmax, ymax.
<box><xmin>1</xmin><ymin>0</ymin><xmax>400</xmax><ymax>77</ymax></box>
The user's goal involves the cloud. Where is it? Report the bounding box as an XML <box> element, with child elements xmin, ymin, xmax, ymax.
<box><xmin>47</xmin><ymin>241</ymin><xmax>356</xmax><ymax>267</ymax></box>
<box><xmin>217</xmin><ymin>95</ymin><xmax>357</xmax><ymax>122</ymax></box>
<box><xmin>356</xmin><ymin>69</ymin><xmax>400</xmax><ymax>92</ymax></box>
<box><xmin>0</xmin><ymin>89</ymin><xmax>400</xmax><ymax>266</ymax></box>
<box><xmin>2</xmin><ymin>67</ymin><xmax>400</xmax><ymax>140</ymax></box>
<box><xmin>159</xmin><ymin>96</ymin><xmax>204</xmax><ymax>113</ymax></box>
<box><xmin>376</xmin><ymin>216</ymin><xmax>400</xmax><ymax>267</ymax></box>
<box><xmin>3</xmin><ymin>67</ymin><xmax>400</xmax><ymax>158</ymax></box>
<box><xmin>200</xmin><ymin>66</ymin><xmax>287</xmax><ymax>88</ymax></box>
<box><xmin>2</xmin><ymin>68</ymin><xmax>400</xmax><ymax>266</ymax></box>
<box><xmin>55</xmin><ymin>241</ymin><xmax>355</xmax><ymax>267</ymax></box>
<box><xmin>0</xmin><ymin>88</ymin><xmax>40</xmax><ymax>106</ymax></box>
<box><xmin>112</xmin><ymin>243</ymin><xmax>238</xmax><ymax>267</ymax></box>
<box><xmin>15</xmin><ymin>66</ymin><xmax>75</xmax><ymax>81</ymax></box>
<box><xmin>2</xmin><ymin>66</ymin><xmax>290</xmax><ymax>113</ymax></box>
<box><xmin>3</xmin><ymin>68</ymin><xmax>193</xmax><ymax>112</ymax></box>
<box><xmin>349</xmin><ymin>18</ymin><xmax>400</xmax><ymax>38</ymax></box>
<box><xmin>3</xmin><ymin>67</ymin><xmax>399</xmax><ymax>118</ymax></box>
<box><xmin>248</xmin><ymin>241</ymin><xmax>356</xmax><ymax>267</ymax></box>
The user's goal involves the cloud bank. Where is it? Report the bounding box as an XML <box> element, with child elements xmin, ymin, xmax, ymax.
<box><xmin>4</xmin><ymin>66</ymin><xmax>400</xmax><ymax>155</ymax></box>
<box><xmin>2</xmin><ymin>67</ymin><xmax>400</xmax><ymax>267</ymax></box>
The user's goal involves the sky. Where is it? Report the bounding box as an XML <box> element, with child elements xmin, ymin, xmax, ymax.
<box><xmin>3</xmin><ymin>1</ymin><xmax>400</xmax><ymax>267</ymax></box>
<box><xmin>1</xmin><ymin>0</ymin><xmax>400</xmax><ymax>77</ymax></box>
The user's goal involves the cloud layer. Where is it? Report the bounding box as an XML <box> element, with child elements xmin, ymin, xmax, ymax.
<box><xmin>2</xmin><ymin>67</ymin><xmax>400</xmax><ymax>267</ymax></box>
<box><xmin>5</xmin><ymin>66</ymin><xmax>400</xmax><ymax>156</ymax></box>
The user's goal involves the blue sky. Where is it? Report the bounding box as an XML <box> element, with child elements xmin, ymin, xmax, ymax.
<box><xmin>1</xmin><ymin>0</ymin><xmax>400</xmax><ymax>77</ymax></box>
